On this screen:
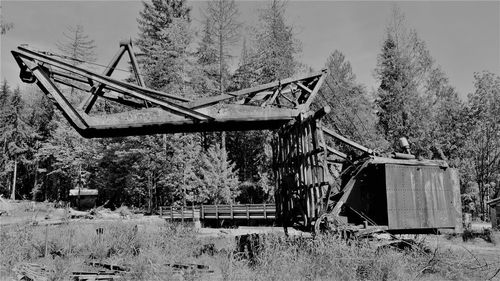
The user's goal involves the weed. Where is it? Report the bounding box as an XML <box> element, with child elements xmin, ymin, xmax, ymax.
<box><xmin>1</xmin><ymin>222</ymin><xmax>496</xmax><ymax>280</ymax></box>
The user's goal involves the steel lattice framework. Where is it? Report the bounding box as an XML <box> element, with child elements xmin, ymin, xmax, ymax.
<box><xmin>11</xmin><ymin>41</ymin><xmax>462</xmax><ymax>234</ymax></box>
<box><xmin>12</xmin><ymin>40</ymin><xmax>326</xmax><ymax>138</ymax></box>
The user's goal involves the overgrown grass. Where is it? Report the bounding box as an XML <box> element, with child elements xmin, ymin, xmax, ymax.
<box><xmin>0</xmin><ymin>221</ymin><xmax>497</xmax><ymax>280</ymax></box>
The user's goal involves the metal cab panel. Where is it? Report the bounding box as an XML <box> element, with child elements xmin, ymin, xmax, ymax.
<box><xmin>384</xmin><ymin>164</ymin><xmax>462</xmax><ymax>232</ymax></box>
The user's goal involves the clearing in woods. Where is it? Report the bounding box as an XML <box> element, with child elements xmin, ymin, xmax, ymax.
<box><xmin>1</xmin><ymin>200</ymin><xmax>499</xmax><ymax>281</ymax></box>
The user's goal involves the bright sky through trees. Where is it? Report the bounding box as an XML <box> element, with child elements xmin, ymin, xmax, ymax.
<box><xmin>1</xmin><ymin>1</ymin><xmax>498</xmax><ymax>98</ymax></box>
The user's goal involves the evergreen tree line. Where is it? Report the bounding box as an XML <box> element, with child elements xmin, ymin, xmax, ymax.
<box><xmin>0</xmin><ymin>2</ymin><xmax>498</xmax><ymax>218</ymax></box>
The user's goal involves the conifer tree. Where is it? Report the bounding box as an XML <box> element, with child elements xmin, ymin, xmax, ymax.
<box><xmin>202</xmin><ymin>0</ymin><xmax>241</xmax><ymax>95</ymax></box>
<box><xmin>136</xmin><ymin>0</ymin><xmax>192</xmax><ymax>91</ymax></box>
<box><xmin>0</xmin><ymin>86</ymin><xmax>32</xmax><ymax>199</ymax></box>
<box><xmin>254</xmin><ymin>0</ymin><xmax>301</xmax><ymax>83</ymax></box>
<box><xmin>375</xmin><ymin>7</ymin><xmax>435</xmax><ymax>155</ymax></box>
<box><xmin>466</xmin><ymin>72</ymin><xmax>500</xmax><ymax>217</ymax></box>
<box><xmin>57</xmin><ymin>25</ymin><xmax>97</xmax><ymax>64</ymax></box>
<box><xmin>198</xmin><ymin>143</ymin><xmax>239</xmax><ymax>204</ymax></box>
<box><xmin>317</xmin><ymin>50</ymin><xmax>388</xmax><ymax>151</ymax></box>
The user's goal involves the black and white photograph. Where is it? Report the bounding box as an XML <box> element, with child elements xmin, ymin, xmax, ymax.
<box><xmin>0</xmin><ymin>0</ymin><xmax>499</xmax><ymax>280</ymax></box>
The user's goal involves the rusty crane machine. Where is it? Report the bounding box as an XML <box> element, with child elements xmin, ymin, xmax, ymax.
<box><xmin>11</xmin><ymin>40</ymin><xmax>462</xmax><ymax>234</ymax></box>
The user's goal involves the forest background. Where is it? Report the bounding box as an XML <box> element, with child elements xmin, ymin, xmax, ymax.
<box><xmin>0</xmin><ymin>0</ymin><xmax>499</xmax><ymax>219</ymax></box>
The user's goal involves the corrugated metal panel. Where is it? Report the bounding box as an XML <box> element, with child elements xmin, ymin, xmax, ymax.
<box><xmin>385</xmin><ymin>165</ymin><xmax>461</xmax><ymax>230</ymax></box>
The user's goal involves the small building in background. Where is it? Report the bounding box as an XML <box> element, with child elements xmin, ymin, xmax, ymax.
<box><xmin>69</xmin><ymin>189</ymin><xmax>98</xmax><ymax>210</ymax></box>
<box><xmin>487</xmin><ymin>197</ymin><xmax>500</xmax><ymax>229</ymax></box>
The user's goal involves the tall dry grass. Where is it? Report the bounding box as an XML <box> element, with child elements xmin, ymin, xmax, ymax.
<box><xmin>0</xmin><ymin>222</ymin><xmax>496</xmax><ymax>280</ymax></box>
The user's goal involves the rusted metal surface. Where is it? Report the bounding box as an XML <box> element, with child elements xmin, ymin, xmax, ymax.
<box><xmin>384</xmin><ymin>164</ymin><xmax>462</xmax><ymax>231</ymax></box>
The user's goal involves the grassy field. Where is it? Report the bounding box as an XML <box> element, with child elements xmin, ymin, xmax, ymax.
<box><xmin>1</xmin><ymin>217</ymin><xmax>499</xmax><ymax>281</ymax></box>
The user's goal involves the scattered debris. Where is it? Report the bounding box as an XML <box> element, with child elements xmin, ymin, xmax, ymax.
<box><xmin>13</xmin><ymin>263</ymin><xmax>50</xmax><ymax>281</ymax></box>
<box><xmin>376</xmin><ymin>238</ymin><xmax>431</xmax><ymax>253</ymax></box>
<box><xmin>71</xmin><ymin>271</ymin><xmax>120</xmax><ymax>281</ymax></box>
<box><xmin>166</xmin><ymin>263</ymin><xmax>214</xmax><ymax>274</ymax></box>
<box><xmin>193</xmin><ymin>243</ymin><xmax>217</xmax><ymax>257</ymax></box>
<box><xmin>86</xmin><ymin>261</ymin><xmax>128</xmax><ymax>272</ymax></box>
<box><xmin>462</xmin><ymin>228</ymin><xmax>496</xmax><ymax>243</ymax></box>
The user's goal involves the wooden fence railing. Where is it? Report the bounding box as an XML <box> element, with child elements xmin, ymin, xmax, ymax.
<box><xmin>159</xmin><ymin>204</ymin><xmax>276</xmax><ymax>221</ymax></box>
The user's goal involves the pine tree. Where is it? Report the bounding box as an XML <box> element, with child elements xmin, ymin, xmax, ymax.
<box><xmin>254</xmin><ymin>0</ymin><xmax>301</xmax><ymax>83</ymax></box>
<box><xmin>198</xmin><ymin>143</ymin><xmax>239</xmax><ymax>204</ymax></box>
<box><xmin>466</xmin><ymin>71</ymin><xmax>500</xmax><ymax>217</ymax></box>
<box><xmin>56</xmin><ymin>24</ymin><xmax>97</xmax><ymax>103</ymax></box>
<box><xmin>57</xmin><ymin>25</ymin><xmax>97</xmax><ymax>64</ymax></box>
<box><xmin>0</xmin><ymin>6</ymin><xmax>13</xmax><ymax>35</ymax></box>
<box><xmin>195</xmin><ymin>18</ymin><xmax>219</xmax><ymax>97</ymax></box>
<box><xmin>316</xmin><ymin>50</ymin><xmax>388</xmax><ymax>152</ymax></box>
<box><xmin>136</xmin><ymin>0</ymin><xmax>193</xmax><ymax>94</ymax></box>
<box><xmin>137</xmin><ymin>0</ymin><xmax>190</xmax><ymax>46</ymax></box>
<box><xmin>202</xmin><ymin>0</ymin><xmax>241</xmax><ymax>95</ymax></box>
<box><xmin>230</xmin><ymin>38</ymin><xmax>259</xmax><ymax>91</ymax></box>
<box><xmin>0</xmin><ymin>86</ymin><xmax>33</xmax><ymax>199</ymax></box>
<box><xmin>374</xmin><ymin>7</ymin><xmax>434</xmax><ymax>155</ymax></box>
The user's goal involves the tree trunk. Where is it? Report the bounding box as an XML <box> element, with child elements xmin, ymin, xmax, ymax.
<box><xmin>32</xmin><ymin>160</ymin><xmax>38</xmax><ymax>201</ymax></box>
<box><xmin>11</xmin><ymin>159</ymin><xmax>17</xmax><ymax>200</ymax></box>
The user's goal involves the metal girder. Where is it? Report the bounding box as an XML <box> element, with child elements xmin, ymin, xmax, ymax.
<box><xmin>30</xmin><ymin>64</ymin><xmax>89</xmax><ymax>131</ymax></box>
<box><xmin>11</xmin><ymin>42</ymin><xmax>328</xmax><ymax>138</ymax></box>
<box><xmin>186</xmin><ymin>70</ymin><xmax>327</xmax><ymax>109</ymax></box>
<box><xmin>12</xmin><ymin>47</ymin><xmax>209</xmax><ymax>121</ymax></box>
<box><xmin>322</xmin><ymin>127</ymin><xmax>373</xmax><ymax>155</ymax></box>
<box><xmin>83</xmin><ymin>45</ymin><xmax>126</xmax><ymax>113</ymax></box>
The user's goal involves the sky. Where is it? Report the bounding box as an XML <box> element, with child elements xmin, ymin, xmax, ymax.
<box><xmin>1</xmin><ymin>1</ymin><xmax>499</xmax><ymax>99</ymax></box>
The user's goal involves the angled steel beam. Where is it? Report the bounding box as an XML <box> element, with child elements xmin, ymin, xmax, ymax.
<box><xmin>14</xmin><ymin>47</ymin><xmax>190</xmax><ymax>103</ymax></box>
<box><xmin>13</xmin><ymin>47</ymin><xmax>209</xmax><ymax>121</ymax></box>
<box><xmin>302</xmin><ymin>69</ymin><xmax>327</xmax><ymax>110</ymax></box>
<box><xmin>325</xmin><ymin>146</ymin><xmax>348</xmax><ymax>159</ymax></box>
<box><xmin>322</xmin><ymin>127</ymin><xmax>373</xmax><ymax>155</ymax></box>
<box><xmin>124</xmin><ymin>41</ymin><xmax>151</xmax><ymax>108</ymax></box>
<box><xmin>296</xmin><ymin>82</ymin><xmax>312</xmax><ymax>94</ymax></box>
<box><xmin>83</xmin><ymin>45</ymin><xmax>126</xmax><ymax>113</ymax></box>
<box><xmin>186</xmin><ymin>70</ymin><xmax>327</xmax><ymax>109</ymax></box>
<box><xmin>30</xmin><ymin>64</ymin><xmax>88</xmax><ymax>131</ymax></box>
<box><xmin>125</xmin><ymin>42</ymin><xmax>145</xmax><ymax>87</ymax></box>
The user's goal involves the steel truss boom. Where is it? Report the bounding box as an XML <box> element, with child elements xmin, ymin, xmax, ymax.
<box><xmin>11</xmin><ymin>41</ymin><xmax>327</xmax><ymax>138</ymax></box>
